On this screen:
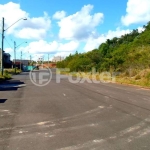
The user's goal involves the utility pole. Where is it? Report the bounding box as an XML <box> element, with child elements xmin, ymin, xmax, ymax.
<box><xmin>48</xmin><ymin>54</ymin><xmax>49</xmax><ymax>68</ymax></box>
<box><xmin>14</xmin><ymin>41</ymin><xmax>27</xmax><ymax>73</ymax></box>
<box><xmin>1</xmin><ymin>17</ymin><xmax>27</xmax><ymax>75</ymax></box>
<box><xmin>14</xmin><ymin>41</ymin><xmax>16</xmax><ymax>74</ymax></box>
<box><xmin>20</xmin><ymin>51</ymin><xmax>22</xmax><ymax>70</ymax></box>
<box><xmin>42</xmin><ymin>56</ymin><xmax>44</xmax><ymax>68</ymax></box>
<box><xmin>30</xmin><ymin>55</ymin><xmax>32</xmax><ymax>65</ymax></box>
<box><xmin>1</xmin><ymin>17</ymin><xmax>4</xmax><ymax>76</ymax></box>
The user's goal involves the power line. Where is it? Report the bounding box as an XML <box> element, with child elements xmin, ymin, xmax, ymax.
<box><xmin>0</xmin><ymin>21</ymin><xmax>2</xmax><ymax>34</ymax></box>
<box><xmin>4</xmin><ymin>38</ymin><xmax>13</xmax><ymax>49</ymax></box>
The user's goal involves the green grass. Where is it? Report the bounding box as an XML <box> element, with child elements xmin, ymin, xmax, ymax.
<box><xmin>4</xmin><ymin>68</ymin><xmax>21</xmax><ymax>74</ymax></box>
<box><xmin>0</xmin><ymin>71</ymin><xmax>12</xmax><ymax>81</ymax></box>
<box><xmin>57</xmin><ymin>69</ymin><xmax>150</xmax><ymax>88</ymax></box>
<box><xmin>116</xmin><ymin>69</ymin><xmax>150</xmax><ymax>88</ymax></box>
<box><xmin>0</xmin><ymin>68</ymin><xmax>22</xmax><ymax>81</ymax></box>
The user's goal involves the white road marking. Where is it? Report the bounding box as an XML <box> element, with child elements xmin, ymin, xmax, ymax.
<box><xmin>37</xmin><ymin>121</ymin><xmax>49</xmax><ymax>125</ymax></box>
<box><xmin>98</xmin><ymin>106</ymin><xmax>105</xmax><ymax>109</ymax></box>
<box><xmin>0</xmin><ymin>110</ymin><xmax>10</xmax><ymax>112</ymax></box>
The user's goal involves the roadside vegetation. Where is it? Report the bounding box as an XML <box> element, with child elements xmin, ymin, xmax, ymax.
<box><xmin>57</xmin><ymin>22</ymin><xmax>150</xmax><ymax>87</ymax></box>
<box><xmin>0</xmin><ymin>68</ymin><xmax>21</xmax><ymax>81</ymax></box>
<box><xmin>4</xmin><ymin>68</ymin><xmax>22</xmax><ymax>74</ymax></box>
<box><xmin>0</xmin><ymin>70</ymin><xmax>12</xmax><ymax>81</ymax></box>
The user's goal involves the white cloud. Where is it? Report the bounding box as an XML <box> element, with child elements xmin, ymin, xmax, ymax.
<box><xmin>58</xmin><ymin>41</ymin><xmax>79</xmax><ymax>52</ymax></box>
<box><xmin>54</xmin><ymin>52</ymin><xmax>72</xmax><ymax>58</ymax></box>
<box><xmin>21</xmin><ymin>40</ymin><xmax>57</xmax><ymax>54</ymax></box>
<box><xmin>84</xmin><ymin>28</ymin><xmax>131</xmax><ymax>51</ymax></box>
<box><xmin>53</xmin><ymin>11</ymin><xmax>66</xmax><ymax>20</ymax></box>
<box><xmin>137</xmin><ymin>26</ymin><xmax>145</xmax><ymax>33</ymax></box>
<box><xmin>106</xmin><ymin>28</ymin><xmax>131</xmax><ymax>39</ymax></box>
<box><xmin>15</xmin><ymin>28</ymin><xmax>47</xmax><ymax>40</ymax></box>
<box><xmin>0</xmin><ymin>2</ymin><xmax>51</xmax><ymax>40</ymax></box>
<box><xmin>84</xmin><ymin>36</ymin><xmax>105</xmax><ymax>52</ymax></box>
<box><xmin>15</xmin><ymin>12</ymin><xmax>51</xmax><ymax>40</ymax></box>
<box><xmin>58</xmin><ymin>4</ymin><xmax>104</xmax><ymax>41</ymax></box>
<box><xmin>20</xmin><ymin>40</ymin><xmax>79</xmax><ymax>57</ymax></box>
<box><xmin>121</xmin><ymin>0</ymin><xmax>150</xmax><ymax>26</ymax></box>
<box><xmin>0</xmin><ymin>2</ymin><xmax>28</xmax><ymax>33</ymax></box>
<box><xmin>4</xmin><ymin>47</ymin><xmax>13</xmax><ymax>54</ymax></box>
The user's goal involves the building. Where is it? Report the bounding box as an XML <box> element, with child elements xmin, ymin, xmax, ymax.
<box><xmin>4</xmin><ymin>53</ymin><xmax>12</xmax><ymax>68</ymax></box>
<box><xmin>12</xmin><ymin>59</ymin><xmax>29</xmax><ymax>69</ymax></box>
<box><xmin>0</xmin><ymin>49</ymin><xmax>12</xmax><ymax>68</ymax></box>
<box><xmin>52</xmin><ymin>56</ymin><xmax>64</xmax><ymax>62</ymax></box>
<box><xmin>40</xmin><ymin>63</ymin><xmax>57</xmax><ymax>68</ymax></box>
<box><xmin>14</xmin><ymin>59</ymin><xmax>29</xmax><ymax>66</ymax></box>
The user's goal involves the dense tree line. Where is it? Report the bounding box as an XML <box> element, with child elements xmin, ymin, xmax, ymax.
<box><xmin>57</xmin><ymin>22</ymin><xmax>150</xmax><ymax>73</ymax></box>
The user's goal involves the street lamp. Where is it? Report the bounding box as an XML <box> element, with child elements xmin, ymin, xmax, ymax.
<box><xmin>14</xmin><ymin>41</ymin><xmax>27</xmax><ymax>73</ymax></box>
<box><xmin>4</xmin><ymin>18</ymin><xmax>27</xmax><ymax>31</ymax></box>
<box><xmin>1</xmin><ymin>17</ymin><xmax>27</xmax><ymax>76</ymax></box>
<box><xmin>48</xmin><ymin>54</ymin><xmax>49</xmax><ymax>68</ymax></box>
<box><xmin>42</xmin><ymin>56</ymin><xmax>44</xmax><ymax>68</ymax></box>
<box><xmin>20</xmin><ymin>48</ymin><xmax>28</xmax><ymax>71</ymax></box>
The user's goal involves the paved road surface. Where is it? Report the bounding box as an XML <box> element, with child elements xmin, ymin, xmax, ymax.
<box><xmin>0</xmin><ymin>69</ymin><xmax>150</xmax><ymax>150</ymax></box>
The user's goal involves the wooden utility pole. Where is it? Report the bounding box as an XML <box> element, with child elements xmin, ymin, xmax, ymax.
<box><xmin>20</xmin><ymin>51</ymin><xmax>22</xmax><ymax>70</ymax></box>
<box><xmin>1</xmin><ymin>17</ymin><xmax>4</xmax><ymax>76</ymax></box>
<box><xmin>14</xmin><ymin>41</ymin><xmax>16</xmax><ymax>74</ymax></box>
<box><xmin>48</xmin><ymin>54</ymin><xmax>49</xmax><ymax>68</ymax></box>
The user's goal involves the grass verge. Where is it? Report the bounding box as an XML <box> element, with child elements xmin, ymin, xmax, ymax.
<box><xmin>0</xmin><ymin>71</ymin><xmax>12</xmax><ymax>82</ymax></box>
<box><xmin>57</xmin><ymin>69</ymin><xmax>150</xmax><ymax>88</ymax></box>
<box><xmin>4</xmin><ymin>68</ymin><xmax>21</xmax><ymax>74</ymax></box>
<box><xmin>0</xmin><ymin>68</ymin><xmax>21</xmax><ymax>82</ymax></box>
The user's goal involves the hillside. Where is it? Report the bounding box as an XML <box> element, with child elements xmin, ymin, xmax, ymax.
<box><xmin>57</xmin><ymin>22</ymin><xmax>150</xmax><ymax>87</ymax></box>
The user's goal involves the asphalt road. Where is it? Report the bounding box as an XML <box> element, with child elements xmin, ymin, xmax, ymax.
<box><xmin>0</xmin><ymin>69</ymin><xmax>150</xmax><ymax>150</ymax></box>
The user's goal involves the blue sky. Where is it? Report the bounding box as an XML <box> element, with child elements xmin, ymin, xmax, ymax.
<box><xmin>0</xmin><ymin>0</ymin><xmax>150</xmax><ymax>61</ymax></box>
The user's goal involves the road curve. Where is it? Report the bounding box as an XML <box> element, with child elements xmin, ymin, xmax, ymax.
<box><xmin>0</xmin><ymin>69</ymin><xmax>150</xmax><ymax>150</ymax></box>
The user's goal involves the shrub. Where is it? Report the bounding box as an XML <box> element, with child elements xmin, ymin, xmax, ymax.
<box><xmin>135</xmin><ymin>74</ymin><xmax>141</xmax><ymax>80</ymax></box>
<box><xmin>0</xmin><ymin>72</ymin><xmax>11</xmax><ymax>80</ymax></box>
<box><xmin>146</xmin><ymin>72</ymin><xmax>150</xmax><ymax>80</ymax></box>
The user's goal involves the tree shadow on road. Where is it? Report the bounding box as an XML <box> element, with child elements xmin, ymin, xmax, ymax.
<box><xmin>0</xmin><ymin>80</ymin><xmax>25</xmax><ymax>91</ymax></box>
<box><xmin>0</xmin><ymin>99</ymin><xmax>7</xmax><ymax>103</ymax></box>
<box><xmin>0</xmin><ymin>87</ymin><xmax>18</xmax><ymax>91</ymax></box>
<box><xmin>2</xmin><ymin>80</ymin><xmax>25</xmax><ymax>84</ymax></box>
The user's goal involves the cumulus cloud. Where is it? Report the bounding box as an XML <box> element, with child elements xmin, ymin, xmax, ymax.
<box><xmin>15</xmin><ymin>28</ymin><xmax>47</xmax><ymax>40</ymax></box>
<box><xmin>15</xmin><ymin>12</ymin><xmax>51</xmax><ymax>40</ymax></box>
<box><xmin>20</xmin><ymin>40</ymin><xmax>79</xmax><ymax>56</ymax></box>
<box><xmin>4</xmin><ymin>47</ymin><xmax>13</xmax><ymax>54</ymax></box>
<box><xmin>57</xmin><ymin>4</ymin><xmax>104</xmax><ymax>41</ymax></box>
<box><xmin>0</xmin><ymin>2</ymin><xmax>28</xmax><ymax>32</ymax></box>
<box><xmin>58</xmin><ymin>41</ymin><xmax>79</xmax><ymax>52</ymax></box>
<box><xmin>137</xmin><ymin>26</ymin><xmax>145</xmax><ymax>33</ymax></box>
<box><xmin>53</xmin><ymin>11</ymin><xmax>66</xmax><ymax>20</ymax></box>
<box><xmin>121</xmin><ymin>0</ymin><xmax>150</xmax><ymax>26</ymax></box>
<box><xmin>84</xmin><ymin>28</ymin><xmax>131</xmax><ymax>51</ymax></box>
<box><xmin>0</xmin><ymin>2</ymin><xmax>51</xmax><ymax>40</ymax></box>
<box><xmin>20</xmin><ymin>12</ymin><xmax>50</xmax><ymax>30</ymax></box>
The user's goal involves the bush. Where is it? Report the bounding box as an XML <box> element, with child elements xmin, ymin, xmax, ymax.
<box><xmin>135</xmin><ymin>74</ymin><xmax>141</xmax><ymax>80</ymax></box>
<box><xmin>4</xmin><ymin>69</ymin><xmax>21</xmax><ymax>74</ymax></box>
<box><xmin>146</xmin><ymin>72</ymin><xmax>150</xmax><ymax>80</ymax></box>
<box><xmin>0</xmin><ymin>71</ymin><xmax>11</xmax><ymax>80</ymax></box>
